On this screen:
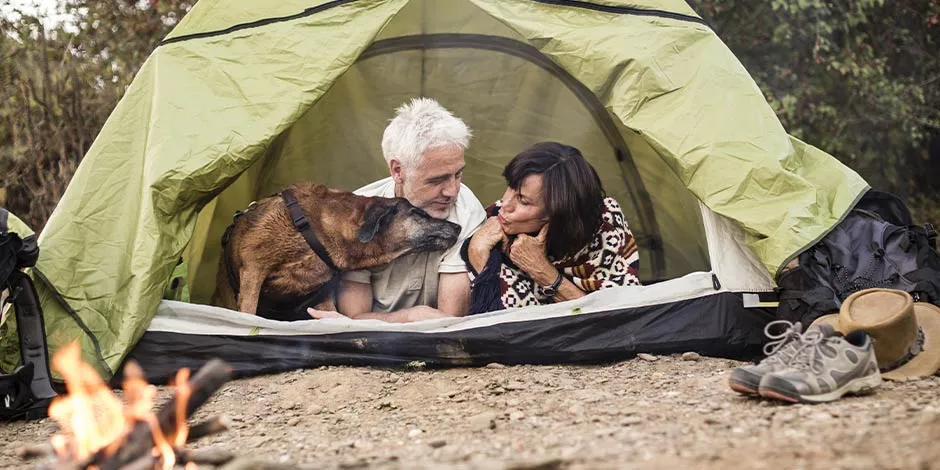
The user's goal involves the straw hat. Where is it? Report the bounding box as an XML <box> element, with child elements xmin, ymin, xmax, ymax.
<box><xmin>811</xmin><ymin>288</ymin><xmax>940</xmax><ymax>380</ymax></box>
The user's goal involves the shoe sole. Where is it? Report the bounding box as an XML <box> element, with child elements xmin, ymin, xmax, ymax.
<box><xmin>759</xmin><ymin>374</ymin><xmax>882</xmax><ymax>403</ymax></box>
<box><xmin>728</xmin><ymin>381</ymin><xmax>759</xmax><ymax>395</ymax></box>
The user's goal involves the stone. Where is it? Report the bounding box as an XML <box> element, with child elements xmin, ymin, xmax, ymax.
<box><xmin>429</xmin><ymin>439</ymin><xmax>447</xmax><ymax>448</ymax></box>
<box><xmin>486</xmin><ymin>363</ymin><xmax>507</xmax><ymax>369</ymax></box>
<box><xmin>638</xmin><ymin>353</ymin><xmax>659</xmax><ymax>362</ymax></box>
<box><xmin>681</xmin><ymin>352</ymin><xmax>702</xmax><ymax>361</ymax></box>
<box><xmin>408</xmin><ymin>429</ymin><xmax>423</xmax><ymax>438</ymax></box>
<box><xmin>287</xmin><ymin>417</ymin><xmax>301</xmax><ymax>426</ymax></box>
<box><xmin>470</xmin><ymin>411</ymin><xmax>499</xmax><ymax>431</ymax></box>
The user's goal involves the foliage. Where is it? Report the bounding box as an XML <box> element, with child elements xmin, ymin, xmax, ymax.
<box><xmin>0</xmin><ymin>0</ymin><xmax>193</xmax><ymax>230</ymax></box>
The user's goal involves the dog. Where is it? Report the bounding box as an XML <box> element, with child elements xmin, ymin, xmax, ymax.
<box><xmin>211</xmin><ymin>182</ymin><xmax>461</xmax><ymax>319</ymax></box>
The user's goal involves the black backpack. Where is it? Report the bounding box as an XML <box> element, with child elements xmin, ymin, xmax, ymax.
<box><xmin>776</xmin><ymin>190</ymin><xmax>940</xmax><ymax>326</ymax></box>
<box><xmin>0</xmin><ymin>208</ymin><xmax>57</xmax><ymax>421</ymax></box>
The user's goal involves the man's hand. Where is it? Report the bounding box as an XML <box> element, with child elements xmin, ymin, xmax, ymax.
<box><xmin>308</xmin><ymin>305</ymin><xmax>451</xmax><ymax>323</ymax></box>
<box><xmin>508</xmin><ymin>224</ymin><xmax>557</xmax><ymax>286</ymax></box>
<box><xmin>468</xmin><ymin>216</ymin><xmax>509</xmax><ymax>273</ymax></box>
<box><xmin>469</xmin><ymin>216</ymin><xmax>509</xmax><ymax>254</ymax></box>
<box><xmin>307</xmin><ymin>308</ymin><xmax>348</xmax><ymax>320</ymax></box>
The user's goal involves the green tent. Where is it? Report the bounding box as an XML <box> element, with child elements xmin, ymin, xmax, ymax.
<box><xmin>0</xmin><ymin>0</ymin><xmax>868</xmax><ymax>380</ymax></box>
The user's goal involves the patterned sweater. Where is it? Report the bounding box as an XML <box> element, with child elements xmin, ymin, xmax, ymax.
<box><xmin>460</xmin><ymin>197</ymin><xmax>641</xmax><ymax>314</ymax></box>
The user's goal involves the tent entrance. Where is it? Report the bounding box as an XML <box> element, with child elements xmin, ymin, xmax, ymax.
<box><xmin>183</xmin><ymin>0</ymin><xmax>712</xmax><ymax>305</ymax></box>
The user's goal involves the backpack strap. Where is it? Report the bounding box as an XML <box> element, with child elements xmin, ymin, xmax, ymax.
<box><xmin>925</xmin><ymin>223</ymin><xmax>937</xmax><ymax>250</ymax></box>
<box><xmin>0</xmin><ymin>208</ymin><xmax>8</xmax><ymax>233</ymax></box>
<box><xmin>2</xmin><ymin>271</ymin><xmax>57</xmax><ymax>420</ymax></box>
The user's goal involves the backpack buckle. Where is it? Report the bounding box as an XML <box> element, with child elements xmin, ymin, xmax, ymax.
<box><xmin>925</xmin><ymin>223</ymin><xmax>937</xmax><ymax>248</ymax></box>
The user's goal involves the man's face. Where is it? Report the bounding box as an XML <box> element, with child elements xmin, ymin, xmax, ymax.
<box><xmin>392</xmin><ymin>145</ymin><xmax>465</xmax><ymax>219</ymax></box>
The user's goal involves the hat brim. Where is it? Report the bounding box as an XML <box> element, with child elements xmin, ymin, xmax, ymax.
<box><xmin>810</xmin><ymin>305</ymin><xmax>940</xmax><ymax>380</ymax></box>
<box><xmin>882</xmin><ymin>303</ymin><xmax>940</xmax><ymax>380</ymax></box>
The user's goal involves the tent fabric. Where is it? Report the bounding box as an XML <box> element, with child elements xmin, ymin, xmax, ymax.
<box><xmin>0</xmin><ymin>0</ymin><xmax>868</xmax><ymax>380</ymax></box>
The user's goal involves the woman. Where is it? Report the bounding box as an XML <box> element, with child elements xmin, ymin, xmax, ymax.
<box><xmin>460</xmin><ymin>141</ymin><xmax>641</xmax><ymax>314</ymax></box>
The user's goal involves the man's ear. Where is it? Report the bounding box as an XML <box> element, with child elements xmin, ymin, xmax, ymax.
<box><xmin>357</xmin><ymin>204</ymin><xmax>398</xmax><ymax>243</ymax></box>
<box><xmin>389</xmin><ymin>159</ymin><xmax>405</xmax><ymax>184</ymax></box>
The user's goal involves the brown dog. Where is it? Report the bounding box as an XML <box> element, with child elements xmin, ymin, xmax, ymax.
<box><xmin>211</xmin><ymin>182</ymin><xmax>460</xmax><ymax>319</ymax></box>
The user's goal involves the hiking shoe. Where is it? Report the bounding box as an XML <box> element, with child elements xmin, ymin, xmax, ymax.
<box><xmin>728</xmin><ymin>321</ymin><xmax>835</xmax><ymax>395</ymax></box>
<box><xmin>758</xmin><ymin>329</ymin><xmax>881</xmax><ymax>403</ymax></box>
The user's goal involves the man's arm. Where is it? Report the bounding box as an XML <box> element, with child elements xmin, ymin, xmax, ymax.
<box><xmin>336</xmin><ymin>279</ymin><xmax>374</xmax><ymax>316</ymax></box>
<box><xmin>436</xmin><ymin>272</ymin><xmax>470</xmax><ymax>316</ymax></box>
<box><xmin>331</xmin><ymin>279</ymin><xmax>454</xmax><ymax>323</ymax></box>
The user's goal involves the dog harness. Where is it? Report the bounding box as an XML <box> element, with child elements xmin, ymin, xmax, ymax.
<box><xmin>219</xmin><ymin>189</ymin><xmax>341</xmax><ymax>321</ymax></box>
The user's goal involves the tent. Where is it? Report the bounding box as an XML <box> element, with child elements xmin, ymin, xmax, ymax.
<box><xmin>0</xmin><ymin>0</ymin><xmax>869</xmax><ymax>383</ymax></box>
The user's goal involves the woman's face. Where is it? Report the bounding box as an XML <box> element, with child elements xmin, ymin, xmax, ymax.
<box><xmin>497</xmin><ymin>174</ymin><xmax>550</xmax><ymax>235</ymax></box>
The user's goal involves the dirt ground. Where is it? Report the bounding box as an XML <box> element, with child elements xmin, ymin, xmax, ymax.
<box><xmin>2</xmin><ymin>354</ymin><xmax>939</xmax><ymax>470</ymax></box>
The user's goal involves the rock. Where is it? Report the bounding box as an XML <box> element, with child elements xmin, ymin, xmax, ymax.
<box><xmin>703</xmin><ymin>417</ymin><xmax>722</xmax><ymax>425</ymax></box>
<box><xmin>509</xmin><ymin>410</ymin><xmax>526</xmax><ymax>421</ymax></box>
<box><xmin>287</xmin><ymin>417</ymin><xmax>301</xmax><ymax>426</ymax></box>
<box><xmin>681</xmin><ymin>352</ymin><xmax>702</xmax><ymax>361</ymax></box>
<box><xmin>408</xmin><ymin>428</ymin><xmax>423</xmax><ymax>438</ymax></box>
<box><xmin>428</xmin><ymin>439</ymin><xmax>447</xmax><ymax>448</ymax></box>
<box><xmin>638</xmin><ymin>353</ymin><xmax>659</xmax><ymax>362</ymax></box>
<box><xmin>506</xmin><ymin>380</ymin><xmax>527</xmax><ymax>391</ymax></box>
<box><xmin>486</xmin><ymin>363</ymin><xmax>507</xmax><ymax>369</ymax></box>
<box><xmin>470</xmin><ymin>411</ymin><xmax>499</xmax><ymax>431</ymax></box>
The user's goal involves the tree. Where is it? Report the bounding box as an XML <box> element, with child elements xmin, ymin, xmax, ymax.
<box><xmin>0</xmin><ymin>0</ymin><xmax>193</xmax><ymax>230</ymax></box>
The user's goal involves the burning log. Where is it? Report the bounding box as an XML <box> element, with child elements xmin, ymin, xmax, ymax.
<box><xmin>23</xmin><ymin>343</ymin><xmax>309</xmax><ymax>470</ymax></box>
<box><xmin>87</xmin><ymin>359</ymin><xmax>232</xmax><ymax>470</ymax></box>
<box><xmin>23</xmin><ymin>342</ymin><xmax>239</xmax><ymax>470</ymax></box>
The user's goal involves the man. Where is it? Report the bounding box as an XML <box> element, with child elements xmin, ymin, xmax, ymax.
<box><xmin>308</xmin><ymin>98</ymin><xmax>486</xmax><ymax>322</ymax></box>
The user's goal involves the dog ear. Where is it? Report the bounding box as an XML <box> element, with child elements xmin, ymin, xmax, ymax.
<box><xmin>357</xmin><ymin>204</ymin><xmax>398</xmax><ymax>242</ymax></box>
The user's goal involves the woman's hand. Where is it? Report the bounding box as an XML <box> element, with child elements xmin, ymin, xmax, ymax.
<box><xmin>508</xmin><ymin>224</ymin><xmax>557</xmax><ymax>286</ymax></box>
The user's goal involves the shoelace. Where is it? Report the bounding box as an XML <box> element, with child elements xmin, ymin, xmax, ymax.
<box><xmin>760</xmin><ymin>320</ymin><xmax>804</xmax><ymax>365</ymax></box>
<box><xmin>786</xmin><ymin>329</ymin><xmax>838</xmax><ymax>375</ymax></box>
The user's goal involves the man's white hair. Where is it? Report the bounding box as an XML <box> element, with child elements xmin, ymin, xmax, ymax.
<box><xmin>381</xmin><ymin>97</ymin><xmax>471</xmax><ymax>169</ymax></box>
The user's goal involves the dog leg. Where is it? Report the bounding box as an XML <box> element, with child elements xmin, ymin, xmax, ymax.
<box><xmin>237</xmin><ymin>270</ymin><xmax>265</xmax><ymax>315</ymax></box>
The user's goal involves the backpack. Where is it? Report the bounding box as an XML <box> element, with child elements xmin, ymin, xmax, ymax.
<box><xmin>776</xmin><ymin>190</ymin><xmax>940</xmax><ymax>326</ymax></box>
<box><xmin>0</xmin><ymin>208</ymin><xmax>57</xmax><ymax>421</ymax></box>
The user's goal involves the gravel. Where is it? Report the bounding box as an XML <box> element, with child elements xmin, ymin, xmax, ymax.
<box><xmin>2</xmin><ymin>356</ymin><xmax>938</xmax><ymax>469</ymax></box>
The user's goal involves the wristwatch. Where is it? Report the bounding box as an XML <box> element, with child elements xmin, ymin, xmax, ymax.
<box><xmin>542</xmin><ymin>270</ymin><xmax>563</xmax><ymax>297</ymax></box>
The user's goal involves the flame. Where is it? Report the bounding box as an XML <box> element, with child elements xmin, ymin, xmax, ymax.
<box><xmin>46</xmin><ymin>342</ymin><xmax>194</xmax><ymax>470</ymax></box>
<box><xmin>47</xmin><ymin>342</ymin><xmax>127</xmax><ymax>462</ymax></box>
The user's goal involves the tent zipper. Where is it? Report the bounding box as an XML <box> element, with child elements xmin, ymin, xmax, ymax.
<box><xmin>159</xmin><ymin>0</ymin><xmax>359</xmax><ymax>46</ymax></box>
<box><xmin>530</xmin><ymin>0</ymin><xmax>709</xmax><ymax>27</ymax></box>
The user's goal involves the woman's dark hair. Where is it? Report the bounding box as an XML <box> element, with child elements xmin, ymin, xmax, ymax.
<box><xmin>503</xmin><ymin>142</ymin><xmax>605</xmax><ymax>259</ymax></box>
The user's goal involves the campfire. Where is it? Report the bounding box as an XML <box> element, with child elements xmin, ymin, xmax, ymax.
<box><xmin>19</xmin><ymin>342</ymin><xmax>236</xmax><ymax>470</ymax></box>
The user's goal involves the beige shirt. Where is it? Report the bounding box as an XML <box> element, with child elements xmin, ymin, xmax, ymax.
<box><xmin>342</xmin><ymin>177</ymin><xmax>485</xmax><ymax>312</ymax></box>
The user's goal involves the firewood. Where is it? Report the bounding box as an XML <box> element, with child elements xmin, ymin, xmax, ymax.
<box><xmin>121</xmin><ymin>454</ymin><xmax>156</xmax><ymax>470</ymax></box>
<box><xmin>176</xmin><ymin>447</ymin><xmax>236</xmax><ymax>466</ymax></box>
<box><xmin>218</xmin><ymin>458</ymin><xmax>316</xmax><ymax>470</ymax></box>
<box><xmin>186</xmin><ymin>416</ymin><xmax>230</xmax><ymax>443</ymax></box>
<box><xmin>87</xmin><ymin>359</ymin><xmax>233</xmax><ymax>470</ymax></box>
